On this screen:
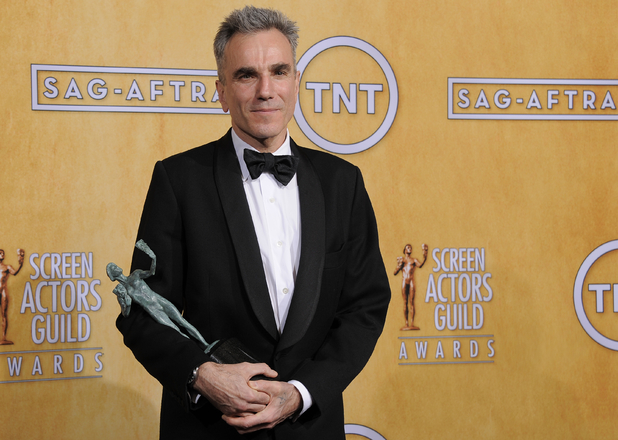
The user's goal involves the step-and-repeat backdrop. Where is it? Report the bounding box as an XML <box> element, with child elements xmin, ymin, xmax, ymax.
<box><xmin>2</xmin><ymin>1</ymin><xmax>617</xmax><ymax>438</ymax></box>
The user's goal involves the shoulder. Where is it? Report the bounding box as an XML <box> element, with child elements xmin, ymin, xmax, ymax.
<box><xmin>159</xmin><ymin>130</ymin><xmax>232</xmax><ymax>171</ymax></box>
<box><xmin>140</xmin><ymin>131</ymin><xmax>234</xmax><ymax>198</ymax></box>
<box><xmin>294</xmin><ymin>141</ymin><xmax>361</xmax><ymax>186</ymax></box>
<box><xmin>297</xmin><ymin>144</ymin><xmax>355</xmax><ymax>171</ymax></box>
<box><xmin>147</xmin><ymin>131</ymin><xmax>233</xmax><ymax>191</ymax></box>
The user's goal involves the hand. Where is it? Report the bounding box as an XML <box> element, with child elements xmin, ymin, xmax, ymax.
<box><xmin>192</xmin><ymin>362</ymin><xmax>277</xmax><ymax>417</ymax></box>
<box><xmin>394</xmin><ymin>256</ymin><xmax>404</xmax><ymax>274</ymax></box>
<box><xmin>422</xmin><ymin>244</ymin><xmax>428</xmax><ymax>254</ymax></box>
<box><xmin>222</xmin><ymin>380</ymin><xmax>302</xmax><ymax>434</ymax></box>
<box><xmin>17</xmin><ymin>249</ymin><xmax>24</xmax><ymax>264</ymax></box>
<box><xmin>135</xmin><ymin>240</ymin><xmax>156</xmax><ymax>260</ymax></box>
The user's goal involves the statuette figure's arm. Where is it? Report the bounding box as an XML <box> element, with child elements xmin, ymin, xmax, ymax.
<box><xmin>418</xmin><ymin>244</ymin><xmax>428</xmax><ymax>268</ymax></box>
<box><xmin>8</xmin><ymin>249</ymin><xmax>25</xmax><ymax>276</ymax></box>
<box><xmin>135</xmin><ymin>239</ymin><xmax>156</xmax><ymax>279</ymax></box>
<box><xmin>394</xmin><ymin>256</ymin><xmax>404</xmax><ymax>275</ymax></box>
<box><xmin>113</xmin><ymin>284</ymin><xmax>132</xmax><ymax>317</ymax></box>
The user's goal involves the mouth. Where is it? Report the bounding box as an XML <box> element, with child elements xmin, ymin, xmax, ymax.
<box><xmin>251</xmin><ymin>108</ymin><xmax>280</xmax><ymax>113</ymax></box>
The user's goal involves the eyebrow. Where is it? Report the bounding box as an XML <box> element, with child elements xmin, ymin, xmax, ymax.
<box><xmin>233</xmin><ymin>67</ymin><xmax>258</xmax><ymax>79</ymax></box>
<box><xmin>271</xmin><ymin>62</ymin><xmax>292</xmax><ymax>73</ymax></box>
<box><xmin>232</xmin><ymin>63</ymin><xmax>293</xmax><ymax>79</ymax></box>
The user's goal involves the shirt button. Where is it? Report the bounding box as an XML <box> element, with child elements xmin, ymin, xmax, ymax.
<box><xmin>282</xmin><ymin>288</ymin><xmax>289</xmax><ymax>294</ymax></box>
<box><xmin>276</xmin><ymin>241</ymin><xmax>283</xmax><ymax>247</ymax></box>
<box><xmin>269</xmin><ymin>198</ymin><xmax>275</xmax><ymax>203</ymax></box>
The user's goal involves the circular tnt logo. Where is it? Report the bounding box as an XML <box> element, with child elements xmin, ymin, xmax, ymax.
<box><xmin>294</xmin><ymin>36</ymin><xmax>398</xmax><ymax>154</ymax></box>
<box><xmin>344</xmin><ymin>424</ymin><xmax>387</xmax><ymax>440</ymax></box>
<box><xmin>574</xmin><ymin>240</ymin><xmax>618</xmax><ymax>350</ymax></box>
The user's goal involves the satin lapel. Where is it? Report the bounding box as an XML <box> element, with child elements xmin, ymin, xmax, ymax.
<box><xmin>213</xmin><ymin>131</ymin><xmax>278</xmax><ymax>340</ymax></box>
<box><xmin>278</xmin><ymin>140</ymin><xmax>326</xmax><ymax>352</ymax></box>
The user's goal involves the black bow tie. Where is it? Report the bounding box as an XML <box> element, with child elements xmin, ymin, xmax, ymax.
<box><xmin>243</xmin><ymin>149</ymin><xmax>299</xmax><ymax>186</ymax></box>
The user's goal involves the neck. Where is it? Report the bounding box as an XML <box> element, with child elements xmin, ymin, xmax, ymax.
<box><xmin>232</xmin><ymin>126</ymin><xmax>287</xmax><ymax>153</ymax></box>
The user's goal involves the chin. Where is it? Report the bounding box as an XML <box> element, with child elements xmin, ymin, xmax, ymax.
<box><xmin>250</xmin><ymin>126</ymin><xmax>285</xmax><ymax>140</ymax></box>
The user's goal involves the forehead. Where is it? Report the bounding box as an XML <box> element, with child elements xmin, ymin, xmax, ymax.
<box><xmin>224</xmin><ymin>29</ymin><xmax>294</xmax><ymax>67</ymax></box>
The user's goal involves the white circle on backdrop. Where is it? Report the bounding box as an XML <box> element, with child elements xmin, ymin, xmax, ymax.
<box><xmin>344</xmin><ymin>424</ymin><xmax>387</xmax><ymax>440</ymax></box>
<box><xmin>573</xmin><ymin>240</ymin><xmax>618</xmax><ymax>350</ymax></box>
<box><xmin>294</xmin><ymin>36</ymin><xmax>399</xmax><ymax>155</ymax></box>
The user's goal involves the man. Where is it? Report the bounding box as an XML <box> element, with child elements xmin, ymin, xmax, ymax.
<box><xmin>0</xmin><ymin>248</ymin><xmax>24</xmax><ymax>345</ymax></box>
<box><xmin>117</xmin><ymin>6</ymin><xmax>390</xmax><ymax>439</ymax></box>
<box><xmin>394</xmin><ymin>244</ymin><xmax>428</xmax><ymax>330</ymax></box>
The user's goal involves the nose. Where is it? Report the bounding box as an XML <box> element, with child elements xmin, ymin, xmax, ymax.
<box><xmin>256</xmin><ymin>75</ymin><xmax>274</xmax><ymax>100</ymax></box>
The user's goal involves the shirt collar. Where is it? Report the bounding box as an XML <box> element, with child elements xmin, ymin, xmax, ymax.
<box><xmin>231</xmin><ymin>128</ymin><xmax>292</xmax><ymax>182</ymax></box>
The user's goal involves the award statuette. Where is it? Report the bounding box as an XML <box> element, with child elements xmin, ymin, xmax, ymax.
<box><xmin>107</xmin><ymin>239</ymin><xmax>265</xmax><ymax>367</ymax></box>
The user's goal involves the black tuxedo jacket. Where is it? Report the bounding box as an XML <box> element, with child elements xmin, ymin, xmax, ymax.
<box><xmin>117</xmin><ymin>130</ymin><xmax>390</xmax><ymax>440</ymax></box>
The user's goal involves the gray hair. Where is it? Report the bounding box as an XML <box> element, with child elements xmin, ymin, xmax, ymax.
<box><xmin>214</xmin><ymin>6</ymin><xmax>299</xmax><ymax>82</ymax></box>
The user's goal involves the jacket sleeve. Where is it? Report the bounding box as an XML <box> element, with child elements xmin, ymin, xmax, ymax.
<box><xmin>116</xmin><ymin>160</ymin><xmax>210</xmax><ymax>411</ymax></box>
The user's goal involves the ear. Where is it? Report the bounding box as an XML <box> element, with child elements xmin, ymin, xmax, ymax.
<box><xmin>215</xmin><ymin>79</ymin><xmax>229</xmax><ymax>113</ymax></box>
<box><xmin>294</xmin><ymin>69</ymin><xmax>300</xmax><ymax>96</ymax></box>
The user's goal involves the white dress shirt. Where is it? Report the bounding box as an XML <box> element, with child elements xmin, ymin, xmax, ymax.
<box><xmin>232</xmin><ymin>129</ymin><xmax>301</xmax><ymax>332</ymax></box>
<box><xmin>231</xmin><ymin>129</ymin><xmax>313</xmax><ymax>416</ymax></box>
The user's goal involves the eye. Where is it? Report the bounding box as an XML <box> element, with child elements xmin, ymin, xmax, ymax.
<box><xmin>234</xmin><ymin>69</ymin><xmax>257</xmax><ymax>81</ymax></box>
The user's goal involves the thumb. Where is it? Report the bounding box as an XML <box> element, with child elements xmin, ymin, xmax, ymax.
<box><xmin>244</xmin><ymin>362</ymin><xmax>278</xmax><ymax>379</ymax></box>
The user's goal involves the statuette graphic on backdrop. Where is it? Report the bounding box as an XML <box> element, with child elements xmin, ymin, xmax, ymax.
<box><xmin>0</xmin><ymin>248</ymin><xmax>25</xmax><ymax>345</ymax></box>
<box><xmin>393</xmin><ymin>244</ymin><xmax>428</xmax><ymax>331</ymax></box>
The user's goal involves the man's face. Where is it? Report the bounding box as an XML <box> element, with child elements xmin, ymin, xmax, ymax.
<box><xmin>216</xmin><ymin>29</ymin><xmax>300</xmax><ymax>152</ymax></box>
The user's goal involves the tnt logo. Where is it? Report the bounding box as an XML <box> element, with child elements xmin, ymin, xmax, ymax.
<box><xmin>574</xmin><ymin>240</ymin><xmax>618</xmax><ymax>350</ymax></box>
<box><xmin>294</xmin><ymin>37</ymin><xmax>398</xmax><ymax>154</ymax></box>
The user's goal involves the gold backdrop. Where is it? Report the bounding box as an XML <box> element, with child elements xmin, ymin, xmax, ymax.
<box><xmin>2</xmin><ymin>1</ymin><xmax>618</xmax><ymax>438</ymax></box>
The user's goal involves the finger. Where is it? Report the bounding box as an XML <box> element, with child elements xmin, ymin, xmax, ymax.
<box><xmin>249</xmin><ymin>379</ymin><xmax>279</xmax><ymax>394</ymax></box>
<box><xmin>240</xmin><ymin>362</ymin><xmax>278</xmax><ymax>379</ymax></box>
<box><xmin>232</xmin><ymin>406</ymin><xmax>267</xmax><ymax>417</ymax></box>
<box><xmin>222</xmin><ymin>410</ymin><xmax>277</xmax><ymax>433</ymax></box>
<box><xmin>231</xmin><ymin>421</ymin><xmax>272</xmax><ymax>435</ymax></box>
<box><xmin>245</xmin><ymin>389</ymin><xmax>270</xmax><ymax>406</ymax></box>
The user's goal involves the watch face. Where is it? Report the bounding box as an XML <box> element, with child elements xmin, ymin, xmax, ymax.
<box><xmin>188</xmin><ymin>367</ymin><xmax>199</xmax><ymax>385</ymax></box>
